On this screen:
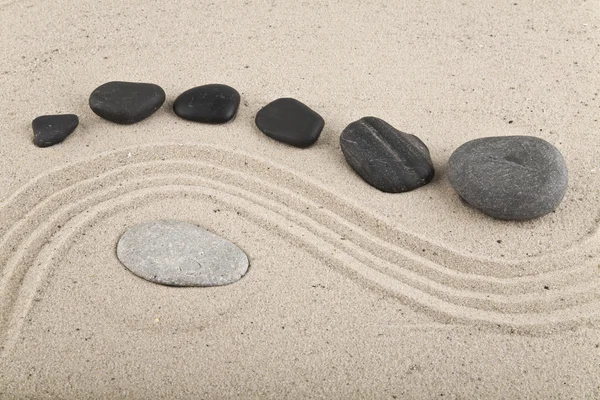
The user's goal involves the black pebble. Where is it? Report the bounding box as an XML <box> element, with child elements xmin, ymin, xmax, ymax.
<box><xmin>255</xmin><ymin>98</ymin><xmax>324</xmax><ymax>148</ymax></box>
<box><xmin>32</xmin><ymin>114</ymin><xmax>79</xmax><ymax>148</ymax></box>
<box><xmin>340</xmin><ymin>117</ymin><xmax>435</xmax><ymax>193</ymax></box>
<box><xmin>173</xmin><ymin>84</ymin><xmax>240</xmax><ymax>123</ymax></box>
<box><xmin>89</xmin><ymin>81</ymin><xmax>165</xmax><ymax>124</ymax></box>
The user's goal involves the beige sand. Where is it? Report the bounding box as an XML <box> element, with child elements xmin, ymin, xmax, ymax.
<box><xmin>1</xmin><ymin>0</ymin><xmax>599</xmax><ymax>398</ymax></box>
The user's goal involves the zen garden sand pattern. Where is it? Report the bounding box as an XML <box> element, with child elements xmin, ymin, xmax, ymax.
<box><xmin>1</xmin><ymin>0</ymin><xmax>598</xmax><ymax>398</ymax></box>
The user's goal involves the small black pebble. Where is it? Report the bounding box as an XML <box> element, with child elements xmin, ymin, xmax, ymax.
<box><xmin>255</xmin><ymin>98</ymin><xmax>324</xmax><ymax>148</ymax></box>
<box><xmin>173</xmin><ymin>84</ymin><xmax>240</xmax><ymax>124</ymax></box>
<box><xmin>32</xmin><ymin>114</ymin><xmax>79</xmax><ymax>148</ymax></box>
<box><xmin>89</xmin><ymin>81</ymin><xmax>165</xmax><ymax>124</ymax></box>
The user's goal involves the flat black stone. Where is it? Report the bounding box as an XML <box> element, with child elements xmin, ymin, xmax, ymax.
<box><xmin>255</xmin><ymin>98</ymin><xmax>324</xmax><ymax>148</ymax></box>
<box><xmin>32</xmin><ymin>114</ymin><xmax>79</xmax><ymax>148</ymax></box>
<box><xmin>340</xmin><ymin>117</ymin><xmax>435</xmax><ymax>193</ymax></box>
<box><xmin>89</xmin><ymin>81</ymin><xmax>165</xmax><ymax>124</ymax></box>
<box><xmin>173</xmin><ymin>84</ymin><xmax>240</xmax><ymax>123</ymax></box>
<box><xmin>447</xmin><ymin>135</ymin><xmax>568</xmax><ymax>220</ymax></box>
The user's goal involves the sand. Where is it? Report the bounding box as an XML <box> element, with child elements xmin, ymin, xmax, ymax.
<box><xmin>0</xmin><ymin>0</ymin><xmax>599</xmax><ymax>398</ymax></box>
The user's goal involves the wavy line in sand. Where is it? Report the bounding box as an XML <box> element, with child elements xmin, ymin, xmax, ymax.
<box><xmin>0</xmin><ymin>149</ymin><xmax>597</xmax><ymax>351</ymax></box>
<box><xmin>1</xmin><ymin>181</ymin><xmax>599</xmax><ymax>355</ymax></box>
<box><xmin>0</xmin><ymin>144</ymin><xmax>597</xmax><ymax>279</ymax></box>
<box><xmin>0</xmin><ymin>158</ymin><xmax>595</xmax><ymax>303</ymax></box>
<box><xmin>1</xmin><ymin>150</ymin><xmax>596</xmax><ymax>316</ymax></box>
<box><xmin>2</xmin><ymin>168</ymin><xmax>597</xmax><ymax>312</ymax></box>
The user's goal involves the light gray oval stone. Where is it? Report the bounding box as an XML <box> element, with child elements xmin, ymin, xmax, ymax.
<box><xmin>116</xmin><ymin>220</ymin><xmax>249</xmax><ymax>286</ymax></box>
<box><xmin>447</xmin><ymin>135</ymin><xmax>568</xmax><ymax>220</ymax></box>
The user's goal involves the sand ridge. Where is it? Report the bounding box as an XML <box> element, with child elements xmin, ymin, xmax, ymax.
<box><xmin>0</xmin><ymin>142</ymin><xmax>598</xmax><ymax>352</ymax></box>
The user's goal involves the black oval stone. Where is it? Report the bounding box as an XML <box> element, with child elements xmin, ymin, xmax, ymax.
<box><xmin>89</xmin><ymin>81</ymin><xmax>166</xmax><ymax>124</ymax></box>
<box><xmin>255</xmin><ymin>98</ymin><xmax>324</xmax><ymax>148</ymax></box>
<box><xmin>340</xmin><ymin>117</ymin><xmax>435</xmax><ymax>193</ymax></box>
<box><xmin>32</xmin><ymin>114</ymin><xmax>79</xmax><ymax>148</ymax></box>
<box><xmin>447</xmin><ymin>135</ymin><xmax>568</xmax><ymax>220</ymax></box>
<box><xmin>173</xmin><ymin>84</ymin><xmax>240</xmax><ymax>123</ymax></box>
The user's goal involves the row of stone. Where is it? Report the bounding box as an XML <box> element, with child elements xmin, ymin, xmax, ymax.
<box><xmin>31</xmin><ymin>80</ymin><xmax>568</xmax><ymax>220</ymax></box>
<box><xmin>32</xmin><ymin>82</ymin><xmax>238</xmax><ymax>147</ymax></box>
<box><xmin>32</xmin><ymin>81</ymin><xmax>324</xmax><ymax>146</ymax></box>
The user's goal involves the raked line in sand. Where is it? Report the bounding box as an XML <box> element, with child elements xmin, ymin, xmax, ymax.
<box><xmin>0</xmin><ymin>143</ymin><xmax>599</xmax><ymax>356</ymax></box>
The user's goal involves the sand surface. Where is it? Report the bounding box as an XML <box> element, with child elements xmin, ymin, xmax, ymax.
<box><xmin>1</xmin><ymin>0</ymin><xmax>599</xmax><ymax>398</ymax></box>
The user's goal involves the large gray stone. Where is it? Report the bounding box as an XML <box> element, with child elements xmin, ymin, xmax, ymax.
<box><xmin>447</xmin><ymin>135</ymin><xmax>568</xmax><ymax>220</ymax></box>
<box><xmin>116</xmin><ymin>220</ymin><xmax>249</xmax><ymax>286</ymax></box>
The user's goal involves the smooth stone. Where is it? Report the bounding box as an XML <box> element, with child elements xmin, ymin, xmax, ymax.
<box><xmin>173</xmin><ymin>84</ymin><xmax>240</xmax><ymax>123</ymax></box>
<box><xmin>32</xmin><ymin>114</ymin><xmax>79</xmax><ymax>148</ymax></box>
<box><xmin>89</xmin><ymin>81</ymin><xmax>165</xmax><ymax>124</ymax></box>
<box><xmin>447</xmin><ymin>135</ymin><xmax>568</xmax><ymax>220</ymax></box>
<box><xmin>339</xmin><ymin>116</ymin><xmax>435</xmax><ymax>193</ymax></box>
<box><xmin>116</xmin><ymin>220</ymin><xmax>249</xmax><ymax>287</ymax></box>
<box><xmin>255</xmin><ymin>98</ymin><xmax>324</xmax><ymax>148</ymax></box>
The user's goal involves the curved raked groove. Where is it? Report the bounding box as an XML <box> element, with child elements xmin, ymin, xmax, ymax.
<box><xmin>1</xmin><ymin>179</ymin><xmax>599</xmax><ymax>355</ymax></box>
<box><xmin>0</xmin><ymin>144</ymin><xmax>597</xmax><ymax>351</ymax></box>
<box><xmin>0</xmin><ymin>158</ymin><xmax>596</xmax><ymax>295</ymax></box>
<box><xmin>0</xmin><ymin>144</ymin><xmax>597</xmax><ymax>277</ymax></box>
<box><xmin>0</xmin><ymin>175</ymin><xmax>596</xmax><ymax>348</ymax></box>
<box><xmin>2</xmin><ymin>169</ymin><xmax>597</xmax><ymax>308</ymax></box>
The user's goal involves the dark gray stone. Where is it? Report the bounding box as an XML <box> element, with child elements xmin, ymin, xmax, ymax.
<box><xmin>173</xmin><ymin>84</ymin><xmax>240</xmax><ymax>123</ymax></box>
<box><xmin>32</xmin><ymin>114</ymin><xmax>78</xmax><ymax>147</ymax></box>
<box><xmin>339</xmin><ymin>116</ymin><xmax>435</xmax><ymax>193</ymax></box>
<box><xmin>447</xmin><ymin>135</ymin><xmax>568</xmax><ymax>220</ymax></box>
<box><xmin>116</xmin><ymin>220</ymin><xmax>249</xmax><ymax>286</ymax></box>
<box><xmin>255</xmin><ymin>98</ymin><xmax>324</xmax><ymax>148</ymax></box>
<box><xmin>89</xmin><ymin>81</ymin><xmax>165</xmax><ymax>124</ymax></box>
